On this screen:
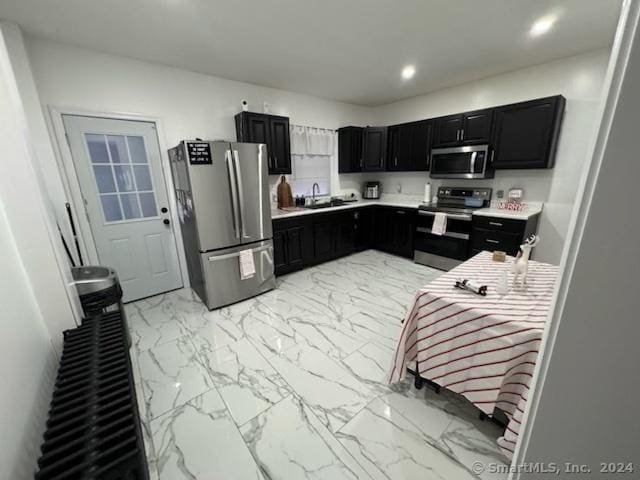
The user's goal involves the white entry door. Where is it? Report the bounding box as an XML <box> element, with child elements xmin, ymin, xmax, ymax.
<box><xmin>63</xmin><ymin>115</ymin><xmax>182</xmax><ymax>302</ymax></box>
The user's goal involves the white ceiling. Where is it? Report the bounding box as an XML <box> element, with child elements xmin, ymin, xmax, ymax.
<box><xmin>0</xmin><ymin>0</ymin><xmax>622</xmax><ymax>106</ymax></box>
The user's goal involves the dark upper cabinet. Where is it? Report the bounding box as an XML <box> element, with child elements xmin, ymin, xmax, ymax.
<box><xmin>388</xmin><ymin>120</ymin><xmax>431</xmax><ymax>171</ymax></box>
<box><xmin>410</xmin><ymin>121</ymin><xmax>432</xmax><ymax>171</ymax></box>
<box><xmin>434</xmin><ymin>115</ymin><xmax>463</xmax><ymax>147</ymax></box>
<box><xmin>269</xmin><ymin>116</ymin><xmax>292</xmax><ymax>174</ymax></box>
<box><xmin>235</xmin><ymin>112</ymin><xmax>291</xmax><ymax>174</ymax></box>
<box><xmin>245</xmin><ymin>114</ymin><xmax>269</xmax><ymax>144</ymax></box>
<box><xmin>338</xmin><ymin>127</ymin><xmax>364</xmax><ymax>173</ymax></box>
<box><xmin>387</xmin><ymin>123</ymin><xmax>413</xmax><ymax>171</ymax></box>
<box><xmin>433</xmin><ymin>109</ymin><xmax>493</xmax><ymax>147</ymax></box>
<box><xmin>362</xmin><ymin>127</ymin><xmax>387</xmax><ymax>171</ymax></box>
<box><xmin>491</xmin><ymin>95</ymin><xmax>565</xmax><ymax>169</ymax></box>
<box><xmin>462</xmin><ymin>109</ymin><xmax>493</xmax><ymax>144</ymax></box>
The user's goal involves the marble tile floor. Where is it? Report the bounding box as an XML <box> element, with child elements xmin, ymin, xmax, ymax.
<box><xmin>126</xmin><ymin>249</ymin><xmax>509</xmax><ymax>480</ymax></box>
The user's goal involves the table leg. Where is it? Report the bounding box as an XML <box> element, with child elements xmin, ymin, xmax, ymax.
<box><xmin>414</xmin><ymin>361</ymin><xmax>424</xmax><ymax>390</ymax></box>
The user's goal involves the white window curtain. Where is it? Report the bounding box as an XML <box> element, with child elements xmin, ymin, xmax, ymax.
<box><xmin>289</xmin><ymin>125</ymin><xmax>335</xmax><ymax>196</ymax></box>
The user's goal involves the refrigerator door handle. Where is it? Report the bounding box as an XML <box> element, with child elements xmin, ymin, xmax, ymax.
<box><xmin>233</xmin><ymin>150</ymin><xmax>249</xmax><ymax>239</ymax></box>
<box><xmin>225</xmin><ymin>150</ymin><xmax>241</xmax><ymax>239</ymax></box>
<box><xmin>208</xmin><ymin>244</ymin><xmax>271</xmax><ymax>261</ymax></box>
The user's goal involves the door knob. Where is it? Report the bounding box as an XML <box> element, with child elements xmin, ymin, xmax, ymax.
<box><xmin>163</xmin><ymin>219</ymin><xmax>170</xmax><ymax>225</ymax></box>
<box><xmin>161</xmin><ymin>207</ymin><xmax>168</xmax><ymax>213</ymax></box>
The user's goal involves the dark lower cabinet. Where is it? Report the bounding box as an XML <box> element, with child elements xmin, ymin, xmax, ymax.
<box><xmin>374</xmin><ymin>207</ymin><xmax>416</xmax><ymax>258</ymax></box>
<box><xmin>273</xmin><ymin>207</ymin><xmax>414</xmax><ymax>276</ymax></box>
<box><xmin>336</xmin><ymin>217</ymin><xmax>356</xmax><ymax>256</ymax></box>
<box><xmin>314</xmin><ymin>211</ymin><xmax>357</xmax><ymax>261</ymax></box>
<box><xmin>273</xmin><ymin>210</ymin><xmax>361</xmax><ymax>276</ymax></box>
<box><xmin>470</xmin><ymin>214</ymin><xmax>540</xmax><ymax>257</ymax></box>
<box><xmin>354</xmin><ymin>207</ymin><xmax>374</xmax><ymax>251</ymax></box>
<box><xmin>272</xmin><ymin>217</ymin><xmax>313</xmax><ymax>276</ymax></box>
<box><xmin>273</xmin><ymin>229</ymin><xmax>287</xmax><ymax>272</ymax></box>
<box><xmin>314</xmin><ymin>221</ymin><xmax>336</xmax><ymax>261</ymax></box>
<box><xmin>274</xmin><ymin>207</ymin><xmax>543</xmax><ymax>277</ymax></box>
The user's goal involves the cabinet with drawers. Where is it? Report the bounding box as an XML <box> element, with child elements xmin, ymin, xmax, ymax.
<box><xmin>470</xmin><ymin>214</ymin><xmax>540</xmax><ymax>257</ymax></box>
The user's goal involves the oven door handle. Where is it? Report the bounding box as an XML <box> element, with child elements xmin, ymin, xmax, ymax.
<box><xmin>418</xmin><ymin>210</ymin><xmax>472</xmax><ymax>221</ymax></box>
<box><xmin>416</xmin><ymin>226</ymin><xmax>469</xmax><ymax>240</ymax></box>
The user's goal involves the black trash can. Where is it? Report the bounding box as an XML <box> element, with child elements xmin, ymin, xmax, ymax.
<box><xmin>71</xmin><ymin>266</ymin><xmax>130</xmax><ymax>347</ymax></box>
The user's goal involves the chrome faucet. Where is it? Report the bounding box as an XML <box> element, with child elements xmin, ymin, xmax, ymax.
<box><xmin>312</xmin><ymin>182</ymin><xmax>320</xmax><ymax>204</ymax></box>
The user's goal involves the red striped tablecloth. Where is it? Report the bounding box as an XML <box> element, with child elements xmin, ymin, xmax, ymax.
<box><xmin>389</xmin><ymin>251</ymin><xmax>558</xmax><ymax>458</ymax></box>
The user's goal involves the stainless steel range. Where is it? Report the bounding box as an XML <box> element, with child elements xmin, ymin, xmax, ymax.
<box><xmin>414</xmin><ymin>187</ymin><xmax>492</xmax><ymax>271</ymax></box>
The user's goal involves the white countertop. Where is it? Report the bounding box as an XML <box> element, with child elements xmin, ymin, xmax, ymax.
<box><xmin>271</xmin><ymin>196</ymin><xmax>422</xmax><ymax>219</ymax></box>
<box><xmin>272</xmin><ymin>197</ymin><xmax>543</xmax><ymax>221</ymax></box>
<box><xmin>472</xmin><ymin>202</ymin><xmax>543</xmax><ymax>220</ymax></box>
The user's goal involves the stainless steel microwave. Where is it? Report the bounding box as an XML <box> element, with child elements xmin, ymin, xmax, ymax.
<box><xmin>430</xmin><ymin>145</ymin><xmax>494</xmax><ymax>179</ymax></box>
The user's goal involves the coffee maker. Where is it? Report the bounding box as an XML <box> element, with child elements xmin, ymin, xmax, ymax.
<box><xmin>363</xmin><ymin>181</ymin><xmax>381</xmax><ymax>199</ymax></box>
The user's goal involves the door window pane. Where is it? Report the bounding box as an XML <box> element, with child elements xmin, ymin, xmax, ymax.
<box><xmin>127</xmin><ymin>136</ymin><xmax>147</xmax><ymax>163</ymax></box>
<box><xmin>93</xmin><ymin>165</ymin><xmax>116</xmax><ymax>193</ymax></box>
<box><xmin>107</xmin><ymin>135</ymin><xmax>129</xmax><ymax>163</ymax></box>
<box><xmin>120</xmin><ymin>193</ymin><xmax>141</xmax><ymax>219</ymax></box>
<box><xmin>100</xmin><ymin>194</ymin><xmax>122</xmax><ymax>221</ymax></box>
<box><xmin>114</xmin><ymin>165</ymin><xmax>136</xmax><ymax>192</ymax></box>
<box><xmin>139</xmin><ymin>192</ymin><xmax>157</xmax><ymax>217</ymax></box>
<box><xmin>133</xmin><ymin>165</ymin><xmax>152</xmax><ymax>191</ymax></box>
<box><xmin>86</xmin><ymin>134</ymin><xmax>109</xmax><ymax>163</ymax></box>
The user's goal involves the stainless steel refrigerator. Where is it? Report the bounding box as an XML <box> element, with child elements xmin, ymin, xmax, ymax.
<box><xmin>168</xmin><ymin>140</ymin><xmax>275</xmax><ymax>310</ymax></box>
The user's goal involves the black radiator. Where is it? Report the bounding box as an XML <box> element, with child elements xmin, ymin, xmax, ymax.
<box><xmin>35</xmin><ymin>310</ymin><xmax>149</xmax><ymax>480</ymax></box>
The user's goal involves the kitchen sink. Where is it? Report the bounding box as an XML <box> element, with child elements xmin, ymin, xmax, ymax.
<box><xmin>305</xmin><ymin>199</ymin><xmax>345</xmax><ymax>209</ymax></box>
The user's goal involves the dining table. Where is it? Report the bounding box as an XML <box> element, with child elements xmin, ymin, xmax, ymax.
<box><xmin>389</xmin><ymin>250</ymin><xmax>558</xmax><ymax>458</ymax></box>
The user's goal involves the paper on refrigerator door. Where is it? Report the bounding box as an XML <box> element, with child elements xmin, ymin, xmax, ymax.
<box><xmin>431</xmin><ymin>212</ymin><xmax>448</xmax><ymax>236</ymax></box>
<box><xmin>239</xmin><ymin>249</ymin><xmax>256</xmax><ymax>280</ymax></box>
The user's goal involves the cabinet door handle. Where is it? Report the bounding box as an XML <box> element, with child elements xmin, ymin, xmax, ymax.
<box><xmin>486</xmin><ymin>239</ymin><xmax>500</xmax><ymax>244</ymax></box>
<box><xmin>456</xmin><ymin>130</ymin><xmax>460</xmax><ymax>141</ymax></box>
<box><xmin>394</xmin><ymin>157</ymin><xmax>398</xmax><ymax>167</ymax></box>
<box><xmin>460</xmin><ymin>129</ymin><xmax>465</xmax><ymax>141</ymax></box>
<box><xmin>490</xmin><ymin>150</ymin><xmax>495</xmax><ymax>164</ymax></box>
<box><xmin>396</xmin><ymin>210</ymin><xmax>406</xmax><ymax>215</ymax></box>
<box><xmin>489</xmin><ymin>221</ymin><xmax>503</xmax><ymax>227</ymax></box>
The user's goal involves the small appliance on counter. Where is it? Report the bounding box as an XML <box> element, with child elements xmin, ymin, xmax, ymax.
<box><xmin>363</xmin><ymin>181</ymin><xmax>381</xmax><ymax>199</ymax></box>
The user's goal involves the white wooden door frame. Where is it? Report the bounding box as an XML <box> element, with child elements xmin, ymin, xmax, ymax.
<box><xmin>47</xmin><ymin>106</ymin><xmax>189</xmax><ymax>290</ymax></box>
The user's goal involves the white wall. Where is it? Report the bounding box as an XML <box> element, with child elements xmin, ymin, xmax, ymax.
<box><xmin>364</xmin><ymin>50</ymin><xmax>611</xmax><ymax>264</ymax></box>
<box><xmin>0</xmin><ymin>24</ymin><xmax>77</xmax><ymax>349</ymax></box>
<box><xmin>24</xmin><ymin>37</ymin><xmax>372</xmax><ymax>204</ymax></box>
<box><xmin>0</xmin><ymin>31</ymin><xmax>59</xmax><ymax>479</ymax></box>
<box><xmin>517</xmin><ymin>2</ymin><xmax>640</xmax><ymax>477</ymax></box>
<box><xmin>25</xmin><ymin>37</ymin><xmax>609</xmax><ymax>265</ymax></box>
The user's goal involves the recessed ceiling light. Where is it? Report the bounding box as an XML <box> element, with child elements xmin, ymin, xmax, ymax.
<box><xmin>530</xmin><ymin>15</ymin><xmax>557</xmax><ymax>37</ymax></box>
<box><xmin>401</xmin><ymin>65</ymin><xmax>416</xmax><ymax>80</ymax></box>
